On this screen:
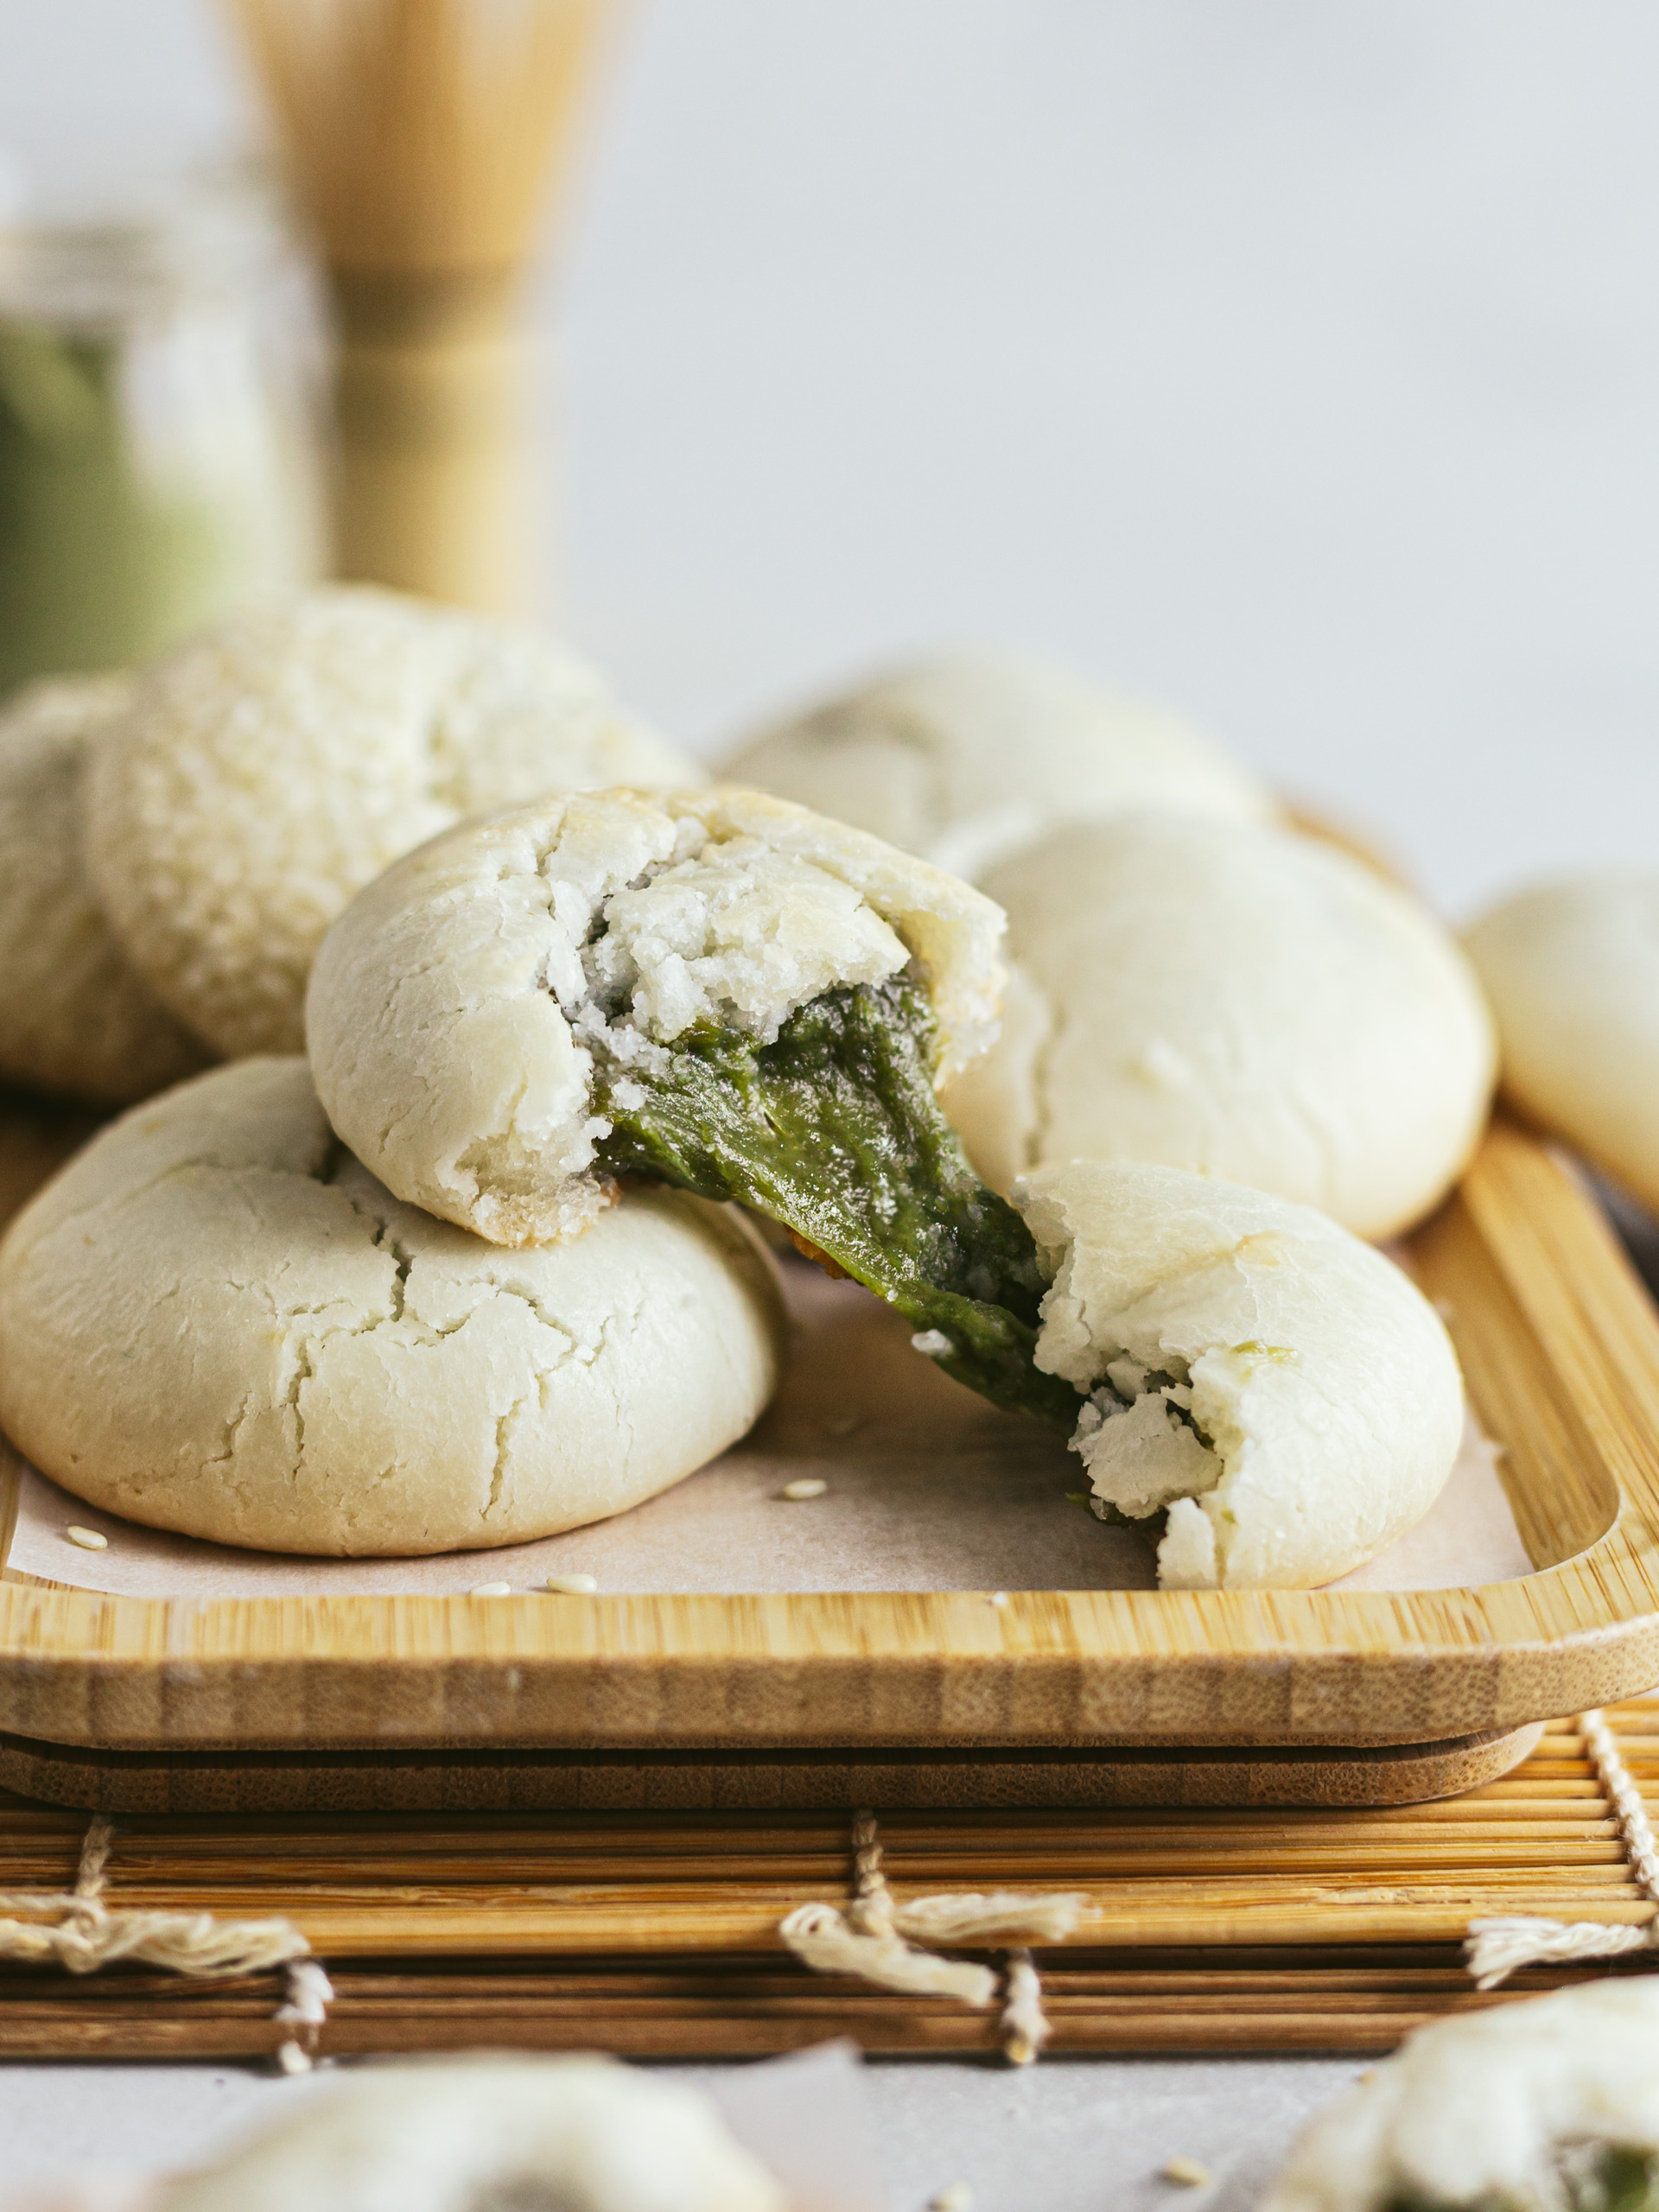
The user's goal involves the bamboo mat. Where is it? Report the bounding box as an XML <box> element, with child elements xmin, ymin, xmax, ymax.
<box><xmin>2</xmin><ymin>1707</ymin><xmax>1656</xmax><ymax>2060</ymax></box>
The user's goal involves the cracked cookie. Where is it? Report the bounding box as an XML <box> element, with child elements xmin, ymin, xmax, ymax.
<box><xmin>0</xmin><ymin>1058</ymin><xmax>785</xmax><ymax>1554</ymax></box>
<box><xmin>944</xmin><ymin>811</ymin><xmax>1497</xmax><ymax>1240</ymax></box>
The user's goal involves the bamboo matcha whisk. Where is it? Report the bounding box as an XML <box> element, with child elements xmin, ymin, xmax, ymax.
<box><xmin>228</xmin><ymin>0</ymin><xmax>607</xmax><ymax>613</ymax></box>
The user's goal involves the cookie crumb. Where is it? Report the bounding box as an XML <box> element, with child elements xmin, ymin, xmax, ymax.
<box><xmin>468</xmin><ymin>1581</ymin><xmax>512</xmax><ymax>1597</ymax></box>
<box><xmin>778</xmin><ymin>1478</ymin><xmax>828</xmax><ymax>1501</ymax></box>
<box><xmin>1161</xmin><ymin>2155</ymin><xmax>1211</xmax><ymax>2188</ymax></box>
<box><xmin>545</xmin><ymin>1573</ymin><xmax>599</xmax><ymax>1595</ymax></box>
<box><xmin>66</xmin><ymin>1526</ymin><xmax>107</xmax><ymax>1551</ymax></box>
<box><xmin>930</xmin><ymin>2187</ymin><xmax>973</xmax><ymax>2212</ymax></box>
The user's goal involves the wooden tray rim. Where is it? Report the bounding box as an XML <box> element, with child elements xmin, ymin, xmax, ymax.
<box><xmin>4</xmin><ymin>1119</ymin><xmax>1659</xmax><ymax>1752</ymax></box>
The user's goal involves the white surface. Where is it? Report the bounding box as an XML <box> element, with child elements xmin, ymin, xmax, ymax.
<box><xmin>0</xmin><ymin>3</ymin><xmax>1652</xmax><ymax>2199</ymax></box>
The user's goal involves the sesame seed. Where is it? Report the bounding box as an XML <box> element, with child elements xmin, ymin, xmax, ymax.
<box><xmin>545</xmin><ymin>1573</ymin><xmax>599</xmax><ymax>1595</ymax></box>
<box><xmin>66</xmin><ymin>1526</ymin><xmax>107</xmax><ymax>1551</ymax></box>
<box><xmin>930</xmin><ymin>2187</ymin><xmax>974</xmax><ymax>2212</ymax></box>
<box><xmin>1161</xmin><ymin>2155</ymin><xmax>1212</xmax><ymax>2188</ymax></box>
<box><xmin>988</xmin><ymin>1591</ymin><xmax>1009</xmax><ymax>1606</ymax></box>
<box><xmin>778</xmin><ymin>1478</ymin><xmax>828</xmax><ymax>1501</ymax></box>
<box><xmin>468</xmin><ymin>1581</ymin><xmax>512</xmax><ymax>1597</ymax></box>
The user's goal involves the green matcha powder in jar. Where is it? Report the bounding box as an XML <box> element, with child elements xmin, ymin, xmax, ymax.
<box><xmin>0</xmin><ymin>168</ymin><xmax>326</xmax><ymax>694</ymax></box>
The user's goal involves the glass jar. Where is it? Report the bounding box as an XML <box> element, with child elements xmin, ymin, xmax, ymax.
<box><xmin>0</xmin><ymin>167</ymin><xmax>327</xmax><ymax>696</ymax></box>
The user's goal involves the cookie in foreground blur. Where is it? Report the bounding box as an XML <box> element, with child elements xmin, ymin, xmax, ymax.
<box><xmin>153</xmin><ymin>2053</ymin><xmax>786</xmax><ymax>2212</ymax></box>
<box><xmin>1262</xmin><ymin>1977</ymin><xmax>1659</xmax><ymax>2211</ymax></box>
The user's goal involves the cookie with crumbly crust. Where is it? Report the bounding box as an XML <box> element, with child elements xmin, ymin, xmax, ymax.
<box><xmin>1017</xmin><ymin>1159</ymin><xmax>1463</xmax><ymax>1589</ymax></box>
<box><xmin>306</xmin><ymin>784</ymin><xmax>1007</xmax><ymax>1248</ymax></box>
<box><xmin>0</xmin><ymin>677</ymin><xmax>207</xmax><ymax>1103</ymax></box>
<box><xmin>1263</xmin><ymin>1977</ymin><xmax>1659</xmax><ymax>2211</ymax></box>
<box><xmin>0</xmin><ymin>1058</ymin><xmax>785</xmax><ymax>1555</ymax></box>
<box><xmin>721</xmin><ymin>653</ymin><xmax>1277</xmax><ymax>880</ymax></box>
<box><xmin>83</xmin><ymin>587</ymin><xmax>695</xmax><ymax>1059</ymax></box>
<box><xmin>155</xmin><ymin>2056</ymin><xmax>785</xmax><ymax>2212</ymax></box>
<box><xmin>944</xmin><ymin>812</ymin><xmax>1496</xmax><ymax>1240</ymax></box>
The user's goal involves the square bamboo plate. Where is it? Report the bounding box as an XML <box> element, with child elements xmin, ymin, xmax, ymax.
<box><xmin>3</xmin><ymin>1110</ymin><xmax>1659</xmax><ymax>1812</ymax></box>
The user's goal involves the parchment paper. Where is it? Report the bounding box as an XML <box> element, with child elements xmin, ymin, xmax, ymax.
<box><xmin>3</xmin><ymin>1259</ymin><xmax>1534</xmax><ymax>1599</ymax></box>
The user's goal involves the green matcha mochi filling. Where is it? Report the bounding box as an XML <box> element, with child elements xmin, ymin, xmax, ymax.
<box><xmin>589</xmin><ymin>972</ymin><xmax>1081</xmax><ymax>1432</ymax></box>
<box><xmin>1389</xmin><ymin>2145</ymin><xmax>1659</xmax><ymax>2212</ymax></box>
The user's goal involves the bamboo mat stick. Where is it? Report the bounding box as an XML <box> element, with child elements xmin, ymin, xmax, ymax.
<box><xmin>3</xmin><ymin>1804</ymin><xmax>1640</xmax><ymax>1847</ymax></box>
<box><xmin>0</xmin><ymin>1986</ymin><xmax>1617</xmax><ymax>2062</ymax></box>
<box><xmin>71</xmin><ymin>1840</ymin><xmax>1638</xmax><ymax>1879</ymax></box>
<box><xmin>16</xmin><ymin>1897</ymin><xmax>1636</xmax><ymax>1958</ymax></box>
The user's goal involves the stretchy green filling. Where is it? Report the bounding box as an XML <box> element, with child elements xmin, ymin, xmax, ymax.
<box><xmin>590</xmin><ymin>973</ymin><xmax>1080</xmax><ymax>1431</ymax></box>
<box><xmin>1388</xmin><ymin>2143</ymin><xmax>1659</xmax><ymax>2212</ymax></box>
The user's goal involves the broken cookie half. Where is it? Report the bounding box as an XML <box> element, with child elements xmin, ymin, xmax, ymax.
<box><xmin>307</xmin><ymin>785</ymin><xmax>1079</xmax><ymax>1428</ymax></box>
<box><xmin>1014</xmin><ymin>1160</ymin><xmax>1465</xmax><ymax>1589</ymax></box>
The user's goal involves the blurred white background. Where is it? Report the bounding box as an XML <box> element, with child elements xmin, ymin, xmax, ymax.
<box><xmin>2</xmin><ymin>1</ymin><xmax>1656</xmax><ymax>906</ymax></box>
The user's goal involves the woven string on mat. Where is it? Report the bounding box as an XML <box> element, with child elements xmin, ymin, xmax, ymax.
<box><xmin>0</xmin><ymin>1814</ymin><xmax>334</xmax><ymax>2071</ymax></box>
<box><xmin>779</xmin><ymin>1808</ymin><xmax>1087</xmax><ymax>2063</ymax></box>
<box><xmin>1465</xmin><ymin>1708</ymin><xmax>1659</xmax><ymax>1989</ymax></box>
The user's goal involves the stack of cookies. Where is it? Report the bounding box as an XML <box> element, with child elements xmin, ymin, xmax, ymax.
<box><xmin>0</xmin><ymin>618</ymin><xmax>1500</xmax><ymax>1586</ymax></box>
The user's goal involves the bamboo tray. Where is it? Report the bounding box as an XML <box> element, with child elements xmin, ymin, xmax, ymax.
<box><xmin>1</xmin><ymin>1707</ymin><xmax>1656</xmax><ymax>2060</ymax></box>
<box><xmin>3</xmin><ymin>1106</ymin><xmax>1659</xmax><ymax>1811</ymax></box>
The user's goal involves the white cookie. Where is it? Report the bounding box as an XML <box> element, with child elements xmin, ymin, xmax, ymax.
<box><xmin>0</xmin><ymin>677</ymin><xmax>207</xmax><ymax>1103</ymax></box>
<box><xmin>944</xmin><ymin>813</ymin><xmax>1496</xmax><ymax>1239</ymax></box>
<box><xmin>1264</xmin><ymin>1978</ymin><xmax>1659</xmax><ymax>2211</ymax></box>
<box><xmin>307</xmin><ymin>785</ymin><xmax>1007</xmax><ymax>1247</ymax></box>
<box><xmin>1017</xmin><ymin>1159</ymin><xmax>1463</xmax><ymax>1588</ymax></box>
<box><xmin>721</xmin><ymin>653</ymin><xmax>1277</xmax><ymax>880</ymax></box>
<box><xmin>83</xmin><ymin>586</ymin><xmax>696</xmax><ymax>1059</ymax></box>
<box><xmin>1465</xmin><ymin>874</ymin><xmax>1659</xmax><ymax>1212</ymax></box>
<box><xmin>0</xmin><ymin>1058</ymin><xmax>785</xmax><ymax>1555</ymax></box>
<box><xmin>156</xmin><ymin>2056</ymin><xmax>785</xmax><ymax>2212</ymax></box>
